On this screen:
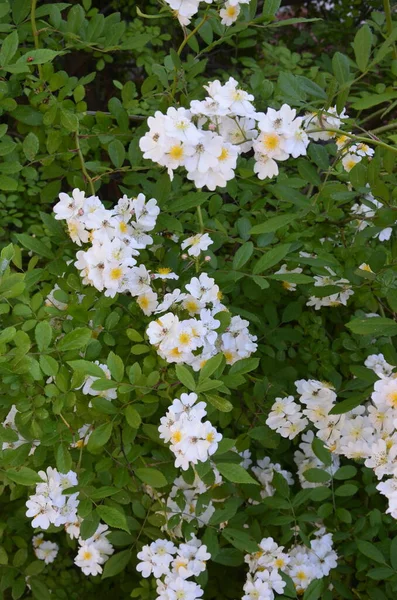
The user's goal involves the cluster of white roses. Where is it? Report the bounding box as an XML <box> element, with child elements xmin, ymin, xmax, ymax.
<box><xmin>265</xmin><ymin>357</ymin><xmax>397</xmax><ymax>519</ymax></box>
<box><xmin>306</xmin><ymin>266</ymin><xmax>354</xmax><ymax>310</ymax></box>
<box><xmin>351</xmin><ymin>187</ymin><xmax>396</xmax><ymax>242</ymax></box>
<box><xmin>163</xmin><ymin>0</ymin><xmax>249</xmax><ymax>27</ymax></box>
<box><xmin>136</xmin><ymin>536</ymin><xmax>210</xmax><ymax>600</ymax></box>
<box><xmin>53</xmin><ymin>192</ymin><xmax>257</xmax><ymax>369</ymax></box>
<box><xmin>251</xmin><ymin>457</ymin><xmax>293</xmax><ymax>500</ymax></box>
<box><xmin>164</xmin><ymin>471</ymin><xmax>223</xmax><ymax>535</ymax></box>
<box><xmin>243</xmin><ymin>530</ymin><xmax>338</xmax><ymax>598</ymax></box>
<box><xmin>140</xmin><ymin>78</ymin><xmax>312</xmax><ymax>190</ymax></box>
<box><xmin>26</xmin><ymin>467</ymin><xmax>79</xmax><ymax>530</ymax></box>
<box><xmin>158</xmin><ymin>392</ymin><xmax>222</xmax><ymax>470</ymax></box>
<box><xmin>53</xmin><ymin>189</ymin><xmax>159</xmax><ymax>298</ymax></box>
<box><xmin>25</xmin><ymin>467</ymin><xmax>114</xmax><ymax>576</ymax></box>
<box><xmin>32</xmin><ymin>534</ymin><xmax>59</xmax><ymax>564</ymax></box>
<box><xmin>147</xmin><ymin>272</ymin><xmax>257</xmax><ymax>367</ymax></box>
<box><xmin>2</xmin><ymin>405</ymin><xmax>40</xmax><ymax>454</ymax></box>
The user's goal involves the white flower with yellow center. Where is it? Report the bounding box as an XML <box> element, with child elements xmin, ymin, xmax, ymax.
<box><xmin>181</xmin><ymin>233</ymin><xmax>213</xmax><ymax>258</ymax></box>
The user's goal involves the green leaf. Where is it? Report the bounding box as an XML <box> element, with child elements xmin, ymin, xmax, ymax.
<box><xmin>60</xmin><ymin>109</ymin><xmax>79</xmax><ymax>132</ymax></box>
<box><xmin>56</xmin><ymin>444</ymin><xmax>72</xmax><ymax>473</ymax></box>
<box><xmin>233</xmin><ymin>242</ymin><xmax>254</xmax><ymax>270</ymax></box>
<box><xmin>357</xmin><ymin>540</ymin><xmax>385</xmax><ymax>564</ymax></box>
<box><xmin>367</xmin><ymin>567</ymin><xmax>395</xmax><ymax>580</ymax></box>
<box><xmin>102</xmin><ymin>549</ymin><xmax>132</xmax><ymax>579</ymax></box>
<box><xmin>333</xmin><ymin>465</ymin><xmax>357</xmax><ymax>480</ymax></box>
<box><xmin>135</xmin><ymin>467</ymin><xmax>168</xmax><ymax>488</ymax></box>
<box><xmin>6</xmin><ymin>467</ymin><xmax>42</xmax><ymax>486</ymax></box>
<box><xmin>167</xmin><ymin>192</ymin><xmax>210</xmax><ymax>213</ymax></box>
<box><xmin>353</xmin><ymin>24</ymin><xmax>372</xmax><ymax>72</ymax></box>
<box><xmin>15</xmin><ymin>234</ymin><xmax>53</xmax><ymax>259</ymax></box>
<box><xmin>390</xmin><ymin>536</ymin><xmax>397</xmax><ymax>571</ymax></box>
<box><xmin>205</xmin><ymin>394</ymin><xmax>233</xmax><ymax>412</ymax></box>
<box><xmin>30</xmin><ymin>578</ymin><xmax>51</xmax><ymax>600</ymax></box>
<box><xmin>35</xmin><ymin>321</ymin><xmax>52</xmax><ymax>352</ymax></box>
<box><xmin>216</xmin><ymin>463</ymin><xmax>258</xmax><ymax>485</ymax></box>
<box><xmin>125</xmin><ymin>406</ymin><xmax>142</xmax><ymax>429</ymax></box>
<box><xmin>222</xmin><ymin>528</ymin><xmax>258</xmax><ymax>553</ymax></box>
<box><xmin>346</xmin><ymin>317</ymin><xmax>397</xmax><ymax>337</ymax></box>
<box><xmin>332</xmin><ymin>52</ymin><xmax>350</xmax><ymax>84</ymax></box>
<box><xmin>303</xmin><ymin>578</ymin><xmax>324</xmax><ymax>600</ymax></box>
<box><xmin>175</xmin><ymin>364</ymin><xmax>196</xmax><ymax>391</ymax></box>
<box><xmin>311</xmin><ymin>438</ymin><xmax>332</xmax><ymax>466</ymax></box>
<box><xmin>0</xmin><ymin>30</ymin><xmax>18</xmax><ymax>66</ymax></box>
<box><xmin>335</xmin><ymin>484</ymin><xmax>357</xmax><ymax>497</ymax></box>
<box><xmin>96</xmin><ymin>505</ymin><xmax>130</xmax><ymax>533</ymax></box>
<box><xmin>262</xmin><ymin>0</ymin><xmax>281</xmax><ymax>19</ymax></box>
<box><xmin>229</xmin><ymin>357</ymin><xmax>259</xmax><ymax>375</ymax></box>
<box><xmin>107</xmin><ymin>351</ymin><xmax>124</xmax><ymax>382</ymax></box>
<box><xmin>252</xmin><ymin>244</ymin><xmax>290</xmax><ymax>275</ymax></box>
<box><xmin>39</xmin><ymin>355</ymin><xmax>59</xmax><ymax>377</ymax></box>
<box><xmin>108</xmin><ymin>139</ymin><xmax>125</xmax><ymax>168</ymax></box>
<box><xmin>87</xmin><ymin>423</ymin><xmax>113</xmax><ymax>452</ymax></box>
<box><xmin>22</xmin><ymin>131</ymin><xmax>39</xmax><ymax>161</ymax></box>
<box><xmin>303</xmin><ymin>468</ymin><xmax>331</xmax><ymax>483</ymax></box>
<box><xmin>329</xmin><ymin>396</ymin><xmax>363</xmax><ymax>415</ymax></box>
<box><xmin>17</xmin><ymin>49</ymin><xmax>60</xmax><ymax>65</ymax></box>
<box><xmin>199</xmin><ymin>354</ymin><xmax>224</xmax><ymax>383</ymax></box>
<box><xmin>250</xmin><ymin>214</ymin><xmax>297</xmax><ymax>235</ymax></box>
<box><xmin>0</xmin><ymin>174</ymin><xmax>18</xmax><ymax>191</ymax></box>
<box><xmin>67</xmin><ymin>360</ymin><xmax>105</xmax><ymax>378</ymax></box>
<box><xmin>58</xmin><ymin>328</ymin><xmax>92</xmax><ymax>351</ymax></box>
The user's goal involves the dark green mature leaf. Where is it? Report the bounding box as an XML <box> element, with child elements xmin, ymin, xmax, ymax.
<box><xmin>102</xmin><ymin>549</ymin><xmax>132</xmax><ymax>579</ymax></box>
<box><xmin>135</xmin><ymin>468</ymin><xmax>168</xmax><ymax>488</ymax></box>
<box><xmin>357</xmin><ymin>540</ymin><xmax>385</xmax><ymax>564</ymax></box>
<box><xmin>222</xmin><ymin>528</ymin><xmax>258</xmax><ymax>553</ymax></box>
<box><xmin>87</xmin><ymin>423</ymin><xmax>113</xmax><ymax>452</ymax></box>
<box><xmin>346</xmin><ymin>317</ymin><xmax>397</xmax><ymax>337</ymax></box>
<box><xmin>96</xmin><ymin>506</ymin><xmax>130</xmax><ymax>533</ymax></box>
<box><xmin>303</xmin><ymin>579</ymin><xmax>324</xmax><ymax>600</ymax></box>
<box><xmin>6</xmin><ymin>467</ymin><xmax>42</xmax><ymax>486</ymax></box>
<box><xmin>15</xmin><ymin>234</ymin><xmax>53</xmax><ymax>259</ymax></box>
<box><xmin>253</xmin><ymin>244</ymin><xmax>291</xmax><ymax>275</ymax></box>
<box><xmin>250</xmin><ymin>214</ymin><xmax>297</xmax><ymax>235</ymax></box>
<box><xmin>58</xmin><ymin>328</ymin><xmax>92</xmax><ymax>351</ymax></box>
<box><xmin>217</xmin><ymin>463</ymin><xmax>258</xmax><ymax>485</ymax></box>
<box><xmin>233</xmin><ymin>242</ymin><xmax>254</xmax><ymax>270</ymax></box>
<box><xmin>175</xmin><ymin>364</ymin><xmax>196</xmax><ymax>391</ymax></box>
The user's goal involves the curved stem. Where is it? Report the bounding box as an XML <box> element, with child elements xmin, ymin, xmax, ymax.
<box><xmin>177</xmin><ymin>14</ymin><xmax>209</xmax><ymax>57</ymax></box>
<box><xmin>30</xmin><ymin>0</ymin><xmax>43</xmax><ymax>80</ymax></box>
<box><xmin>75</xmin><ymin>132</ymin><xmax>95</xmax><ymax>195</ymax></box>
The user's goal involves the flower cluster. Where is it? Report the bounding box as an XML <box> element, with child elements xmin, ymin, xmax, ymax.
<box><xmin>243</xmin><ymin>530</ymin><xmax>338</xmax><ymax>597</ymax></box>
<box><xmin>351</xmin><ymin>187</ymin><xmax>396</xmax><ymax>242</ymax></box>
<box><xmin>26</xmin><ymin>467</ymin><xmax>78</xmax><ymax>530</ymax></box>
<box><xmin>264</xmin><ymin>360</ymin><xmax>397</xmax><ymax>519</ymax></box>
<box><xmin>158</xmin><ymin>392</ymin><xmax>222</xmax><ymax>470</ymax></box>
<box><xmin>53</xmin><ymin>191</ymin><xmax>257</xmax><ymax>370</ymax></box>
<box><xmin>53</xmin><ymin>189</ymin><xmax>159</xmax><ymax>298</ymax></box>
<box><xmin>140</xmin><ymin>79</ymin><xmax>311</xmax><ymax>190</ymax></box>
<box><xmin>306</xmin><ymin>266</ymin><xmax>354</xmax><ymax>310</ymax></box>
<box><xmin>136</xmin><ymin>536</ymin><xmax>210</xmax><ymax>600</ymax></box>
<box><xmin>74</xmin><ymin>523</ymin><xmax>114</xmax><ymax>576</ymax></box>
<box><xmin>251</xmin><ymin>457</ymin><xmax>293</xmax><ymax>500</ymax></box>
<box><xmin>164</xmin><ymin>471</ymin><xmax>223</xmax><ymax>536</ymax></box>
<box><xmin>2</xmin><ymin>405</ymin><xmax>40</xmax><ymax>454</ymax></box>
<box><xmin>163</xmin><ymin>0</ymin><xmax>249</xmax><ymax>28</ymax></box>
<box><xmin>32</xmin><ymin>534</ymin><xmax>59</xmax><ymax>564</ymax></box>
<box><xmin>147</xmin><ymin>273</ymin><xmax>257</xmax><ymax>367</ymax></box>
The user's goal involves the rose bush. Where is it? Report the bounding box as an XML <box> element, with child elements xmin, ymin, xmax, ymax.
<box><xmin>1</xmin><ymin>0</ymin><xmax>397</xmax><ymax>599</ymax></box>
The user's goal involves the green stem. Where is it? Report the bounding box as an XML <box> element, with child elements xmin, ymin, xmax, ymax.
<box><xmin>197</xmin><ymin>205</ymin><xmax>204</xmax><ymax>233</ymax></box>
<box><xmin>30</xmin><ymin>0</ymin><xmax>43</xmax><ymax>79</ymax></box>
<box><xmin>308</xmin><ymin>128</ymin><xmax>397</xmax><ymax>155</ymax></box>
<box><xmin>383</xmin><ymin>0</ymin><xmax>397</xmax><ymax>60</ymax></box>
<box><xmin>177</xmin><ymin>14</ymin><xmax>209</xmax><ymax>57</ymax></box>
<box><xmin>75</xmin><ymin>132</ymin><xmax>95</xmax><ymax>195</ymax></box>
<box><xmin>370</xmin><ymin>122</ymin><xmax>397</xmax><ymax>135</ymax></box>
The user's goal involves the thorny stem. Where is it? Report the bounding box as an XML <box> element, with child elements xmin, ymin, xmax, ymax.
<box><xmin>75</xmin><ymin>131</ymin><xmax>95</xmax><ymax>195</ymax></box>
<box><xmin>30</xmin><ymin>0</ymin><xmax>43</xmax><ymax>80</ymax></box>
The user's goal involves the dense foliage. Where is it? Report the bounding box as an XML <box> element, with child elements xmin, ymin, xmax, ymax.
<box><xmin>0</xmin><ymin>0</ymin><xmax>397</xmax><ymax>599</ymax></box>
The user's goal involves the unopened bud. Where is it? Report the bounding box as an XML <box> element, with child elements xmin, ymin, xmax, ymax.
<box><xmin>181</xmin><ymin>253</ymin><xmax>188</xmax><ymax>260</ymax></box>
<box><xmin>204</xmin><ymin>255</ymin><xmax>211</xmax><ymax>262</ymax></box>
